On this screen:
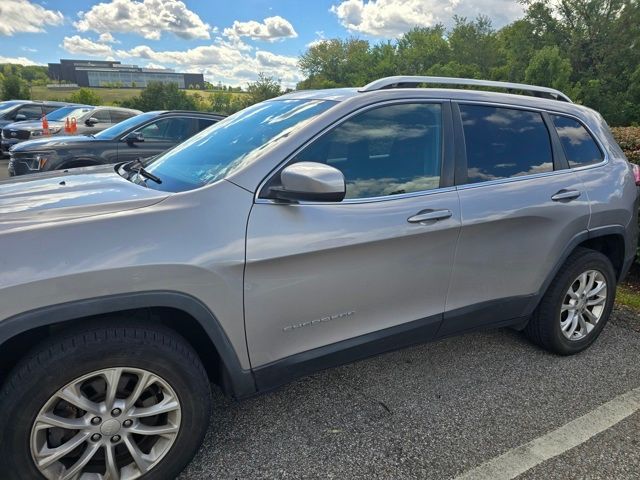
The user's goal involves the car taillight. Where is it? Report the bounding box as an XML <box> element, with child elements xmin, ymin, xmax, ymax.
<box><xmin>633</xmin><ymin>163</ymin><xmax>640</xmax><ymax>186</ymax></box>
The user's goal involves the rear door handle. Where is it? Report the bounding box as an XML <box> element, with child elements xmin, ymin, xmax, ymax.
<box><xmin>407</xmin><ymin>209</ymin><xmax>453</xmax><ymax>224</ymax></box>
<box><xmin>551</xmin><ymin>189</ymin><xmax>581</xmax><ymax>202</ymax></box>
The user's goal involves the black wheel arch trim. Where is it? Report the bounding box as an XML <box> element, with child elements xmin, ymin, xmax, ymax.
<box><xmin>0</xmin><ymin>291</ymin><xmax>257</xmax><ymax>398</ymax></box>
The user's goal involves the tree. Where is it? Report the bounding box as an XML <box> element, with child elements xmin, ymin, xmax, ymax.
<box><xmin>245</xmin><ymin>73</ymin><xmax>282</xmax><ymax>104</ymax></box>
<box><xmin>1</xmin><ymin>75</ymin><xmax>30</xmax><ymax>100</ymax></box>
<box><xmin>396</xmin><ymin>26</ymin><xmax>450</xmax><ymax>75</ymax></box>
<box><xmin>68</xmin><ymin>88</ymin><xmax>102</xmax><ymax>106</ymax></box>
<box><xmin>120</xmin><ymin>82</ymin><xmax>197</xmax><ymax>111</ymax></box>
<box><xmin>524</xmin><ymin>46</ymin><xmax>573</xmax><ymax>92</ymax></box>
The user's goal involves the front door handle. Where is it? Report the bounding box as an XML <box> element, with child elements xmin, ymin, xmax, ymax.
<box><xmin>551</xmin><ymin>189</ymin><xmax>581</xmax><ymax>202</ymax></box>
<box><xmin>407</xmin><ymin>209</ymin><xmax>453</xmax><ymax>224</ymax></box>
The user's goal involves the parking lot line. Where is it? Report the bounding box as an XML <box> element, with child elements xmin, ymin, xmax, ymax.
<box><xmin>453</xmin><ymin>385</ymin><xmax>640</xmax><ymax>480</ymax></box>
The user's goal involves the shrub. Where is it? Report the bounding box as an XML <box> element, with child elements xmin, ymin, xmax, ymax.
<box><xmin>611</xmin><ymin>127</ymin><xmax>640</xmax><ymax>164</ymax></box>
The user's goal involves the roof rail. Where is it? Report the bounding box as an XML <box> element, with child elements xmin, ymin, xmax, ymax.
<box><xmin>359</xmin><ymin>76</ymin><xmax>572</xmax><ymax>103</ymax></box>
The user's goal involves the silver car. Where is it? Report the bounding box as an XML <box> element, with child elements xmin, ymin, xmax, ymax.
<box><xmin>0</xmin><ymin>76</ymin><xmax>637</xmax><ymax>479</ymax></box>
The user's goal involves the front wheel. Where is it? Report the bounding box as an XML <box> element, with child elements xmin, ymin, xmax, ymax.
<box><xmin>525</xmin><ymin>248</ymin><xmax>616</xmax><ymax>355</ymax></box>
<box><xmin>0</xmin><ymin>323</ymin><xmax>212</xmax><ymax>479</ymax></box>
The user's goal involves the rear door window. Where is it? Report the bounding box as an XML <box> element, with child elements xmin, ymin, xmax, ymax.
<box><xmin>459</xmin><ymin>104</ymin><xmax>553</xmax><ymax>183</ymax></box>
<box><xmin>550</xmin><ymin>115</ymin><xmax>603</xmax><ymax>167</ymax></box>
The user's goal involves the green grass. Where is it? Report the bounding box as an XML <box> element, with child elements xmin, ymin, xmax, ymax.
<box><xmin>30</xmin><ymin>86</ymin><xmax>246</xmax><ymax>106</ymax></box>
<box><xmin>615</xmin><ymin>283</ymin><xmax>640</xmax><ymax>310</ymax></box>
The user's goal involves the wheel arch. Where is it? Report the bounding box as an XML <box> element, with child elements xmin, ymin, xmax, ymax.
<box><xmin>0</xmin><ymin>291</ymin><xmax>256</xmax><ymax>398</ymax></box>
<box><xmin>524</xmin><ymin>226</ymin><xmax>629</xmax><ymax>319</ymax></box>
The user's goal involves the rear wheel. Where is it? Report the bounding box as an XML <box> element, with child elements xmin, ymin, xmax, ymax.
<box><xmin>0</xmin><ymin>323</ymin><xmax>211</xmax><ymax>479</ymax></box>
<box><xmin>525</xmin><ymin>248</ymin><xmax>616</xmax><ymax>355</ymax></box>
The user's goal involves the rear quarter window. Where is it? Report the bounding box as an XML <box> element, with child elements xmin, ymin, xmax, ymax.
<box><xmin>551</xmin><ymin>115</ymin><xmax>603</xmax><ymax>167</ymax></box>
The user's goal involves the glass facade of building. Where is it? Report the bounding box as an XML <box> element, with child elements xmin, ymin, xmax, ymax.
<box><xmin>86</xmin><ymin>70</ymin><xmax>186</xmax><ymax>88</ymax></box>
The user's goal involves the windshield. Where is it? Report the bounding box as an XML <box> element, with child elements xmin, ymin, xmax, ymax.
<box><xmin>140</xmin><ymin>99</ymin><xmax>336</xmax><ymax>192</ymax></box>
<box><xmin>46</xmin><ymin>106</ymin><xmax>92</xmax><ymax>122</ymax></box>
<box><xmin>95</xmin><ymin>112</ymin><xmax>157</xmax><ymax>140</ymax></box>
<box><xmin>0</xmin><ymin>101</ymin><xmax>22</xmax><ymax>118</ymax></box>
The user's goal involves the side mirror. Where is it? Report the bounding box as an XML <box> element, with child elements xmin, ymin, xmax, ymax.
<box><xmin>85</xmin><ymin>117</ymin><xmax>99</xmax><ymax>126</ymax></box>
<box><xmin>269</xmin><ymin>162</ymin><xmax>346</xmax><ymax>202</ymax></box>
<box><xmin>123</xmin><ymin>131</ymin><xmax>144</xmax><ymax>144</ymax></box>
<box><xmin>14</xmin><ymin>113</ymin><xmax>26</xmax><ymax>121</ymax></box>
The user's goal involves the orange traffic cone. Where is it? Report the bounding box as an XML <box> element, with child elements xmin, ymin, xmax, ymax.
<box><xmin>65</xmin><ymin>117</ymin><xmax>71</xmax><ymax>133</ymax></box>
<box><xmin>42</xmin><ymin>115</ymin><xmax>50</xmax><ymax>136</ymax></box>
<box><xmin>70</xmin><ymin>117</ymin><xmax>77</xmax><ymax>134</ymax></box>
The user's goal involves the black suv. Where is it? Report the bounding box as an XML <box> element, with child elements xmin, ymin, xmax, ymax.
<box><xmin>8</xmin><ymin>110</ymin><xmax>225</xmax><ymax>176</ymax></box>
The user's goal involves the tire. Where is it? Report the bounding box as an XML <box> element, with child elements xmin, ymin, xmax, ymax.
<box><xmin>525</xmin><ymin>247</ymin><xmax>617</xmax><ymax>355</ymax></box>
<box><xmin>0</xmin><ymin>322</ymin><xmax>212</xmax><ymax>480</ymax></box>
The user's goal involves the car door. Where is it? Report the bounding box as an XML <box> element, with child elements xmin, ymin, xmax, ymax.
<box><xmin>244</xmin><ymin>101</ymin><xmax>461</xmax><ymax>372</ymax></box>
<box><xmin>117</xmin><ymin>117</ymin><xmax>197</xmax><ymax>162</ymax></box>
<box><xmin>441</xmin><ymin>102</ymin><xmax>590</xmax><ymax>336</ymax></box>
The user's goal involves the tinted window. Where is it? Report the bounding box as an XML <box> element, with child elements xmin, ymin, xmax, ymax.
<box><xmin>44</xmin><ymin>105</ymin><xmax>61</xmax><ymax>114</ymax></box>
<box><xmin>139</xmin><ymin>118</ymin><xmax>196</xmax><ymax>142</ymax></box>
<box><xmin>110</xmin><ymin>110</ymin><xmax>136</xmax><ymax>123</ymax></box>
<box><xmin>94</xmin><ymin>112</ymin><xmax>157</xmax><ymax>140</ymax></box>
<box><xmin>198</xmin><ymin>118</ymin><xmax>217</xmax><ymax>130</ymax></box>
<box><xmin>292</xmin><ymin>103</ymin><xmax>442</xmax><ymax>199</ymax></box>
<box><xmin>551</xmin><ymin>115</ymin><xmax>603</xmax><ymax>167</ymax></box>
<box><xmin>89</xmin><ymin>109</ymin><xmax>110</xmax><ymax>123</ymax></box>
<box><xmin>460</xmin><ymin>105</ymin><xmax>553</xmax><ymax>183</ymax></box>
<box><xmin>15</xmin><ymin>104</ymin><xmax>45</xmax><ymax>120</ymax></box>
<box><xmin>46</xmin><ymin>107</ymin><xmax>93</xmax><ymax>122</ymax></box>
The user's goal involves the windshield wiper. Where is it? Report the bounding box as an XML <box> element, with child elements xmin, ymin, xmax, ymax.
<box><xmin>123</xmin><ymin>158</ymin><xmax>162</xmax><ymax>184</ymax></box>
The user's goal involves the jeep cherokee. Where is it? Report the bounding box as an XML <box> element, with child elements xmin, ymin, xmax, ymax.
<box><xmin>0</xmin><ymin>76</ymin><xmax>637</xmax><ymax>480</ymax></box>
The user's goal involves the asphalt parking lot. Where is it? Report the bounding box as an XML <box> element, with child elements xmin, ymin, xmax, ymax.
<box><xmin>180</xmin><ymin>307</ymin><xmax>640</xmax><ymax>480</ymax></box>
<box><xmin>0</xmin><ymin>159</ymin><xmax>9</xmax><ymax>180</ymax></box>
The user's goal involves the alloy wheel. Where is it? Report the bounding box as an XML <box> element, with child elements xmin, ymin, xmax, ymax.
<box><xmin>560</xmin><ymin>269</ymin><xmax>608</xmax><ymax>341</ymax></box>
<box><xmin>30</xmin><ymin>367</ymin><xmax>181</xmax><ymax>480</ymax></box>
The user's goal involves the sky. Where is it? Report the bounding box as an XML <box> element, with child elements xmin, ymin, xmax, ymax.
<box><xmin>0</xmin><ymin>0</ymin><xmax>526</xmax><ymax>88</ymax></box>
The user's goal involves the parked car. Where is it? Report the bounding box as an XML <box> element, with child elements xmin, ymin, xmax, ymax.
<box><xmin>0</xmin><ymin>100</ymin><xmax>81</xmax><ymax>155</ymax></box>
<box><xmin>8</xmin><ymin>110</ymin><xmax>224</xmax><ymax>176</ymax></box>
<box><xmin>1</xmin><ymin>105</ymin><xmax>142</xmax><ymax>153</ymax></box>
<box><xmin>0</xmin><ymin>76</ymin><xmax>637</xmax><ymax>479</ymax></box>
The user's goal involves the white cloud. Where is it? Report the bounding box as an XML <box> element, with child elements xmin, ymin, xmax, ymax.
<box><xmin>0</xmin><ymin>55</ymin><xmax>39</xmax><ymax>66</ymax></box>
<box><xmin>330</xmin><ymin>0</ymin><xmax>523</xmax><ymax>37</ymax></box>
<box><xmin>224</xmin><ymin>16</ymin><xmax>298</xmax><ymax>42</ymax></box>
<box><xmin>98</xmin><ymin>32</ymin><xmax>119</xmax><ymax>43</ymax></box>
<box><xmin>74</xmin><ymin>0</ymin><xmax>211</xmax><ymax>40</ymax></box>
<box><xmin>0</xmin><ymin>0</ymin><xmax>63</xmax><ymax>36</ymax></box>
<box><xmin>62</xmin><ymin>35</ymin><xmax>115</xmax><ymax>57</ymax></box>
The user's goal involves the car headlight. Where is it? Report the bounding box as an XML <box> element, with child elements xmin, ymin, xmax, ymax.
<box><xmin>31</xmin><ymin>127</ymin><xmax>61</xmax><ymax>137</ymax></box>
<box><xmin>19</xmin><ymin>152</ymin><xmax>52</xmax><ymax>171</ymax></box>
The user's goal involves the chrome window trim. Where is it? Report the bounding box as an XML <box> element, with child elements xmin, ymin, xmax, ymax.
<box><xmin>455</xmin><ymin>168</ymin><xmax>573</xmax><ymax>191</ymax></box>
<box><xmin>255</xmin><ymin>185</ymin><xmax>458</xmax><ymax>206</ymax></box>
<box><xmin>255</xmin><ymin>98</ymin><xmax>450</xmax><ymax>206</ymax></box>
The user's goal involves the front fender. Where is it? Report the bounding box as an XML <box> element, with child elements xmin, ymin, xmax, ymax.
<box><xmin>0</xmin><ymin>290</ymin><xmax>257</xmax><ymax>398</ymax></box>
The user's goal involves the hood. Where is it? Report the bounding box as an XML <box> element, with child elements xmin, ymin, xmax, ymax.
<box><xmin>4</xmin><ymin>120</ymin><xmax>65</xmax><ymax>132</ymax></box>
<box><xmin>0</xmin><ymin>165</ymin><xmax>169</xmax><ymax>231</ymax></box>
<box><xmin>10</xmin><ymin>134</ymin><xmax>102</xmax><ymax>151</ymax></box>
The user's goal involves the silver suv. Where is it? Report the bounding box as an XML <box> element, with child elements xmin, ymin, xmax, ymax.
<box><xmin>0</xmin><ymin>77</ymin><xmax>637</xmax><ymax>479</ymax></box>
